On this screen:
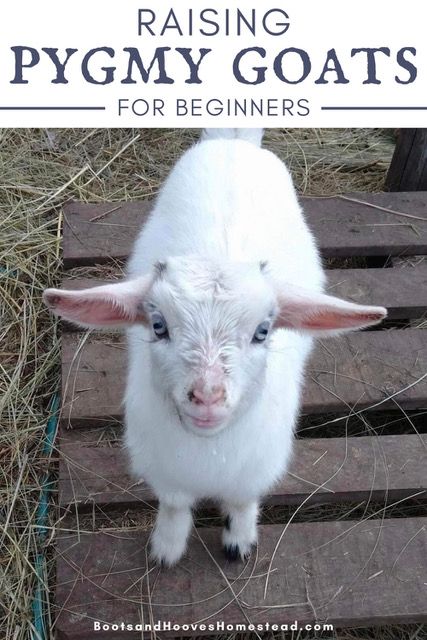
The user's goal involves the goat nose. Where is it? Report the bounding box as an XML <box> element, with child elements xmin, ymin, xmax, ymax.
<box><xmin>190</xmin><ymin>386</ymin><xmax>225</xmax><ymax>406</ymax></box>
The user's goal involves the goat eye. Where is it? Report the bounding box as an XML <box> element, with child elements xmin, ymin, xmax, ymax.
<box><xmin>252</xmin><ymin>321</ymin><xmax>270</xmax><ymax>343</ymax></box>
<box><xmin>151</xmin><ymin>312</ymin><xmax>168</xmax><ymax>339</ymax></box>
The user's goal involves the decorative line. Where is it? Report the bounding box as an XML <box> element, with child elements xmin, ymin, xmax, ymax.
<box><xmin>0</xmin><ymin>106</ymin><xmax>106</xmax><ymax>111</ymax></box>
<box><xmin>322</xmin><ymin>106</ymin><xmax>427</xmax><ymax>111</ymax></box>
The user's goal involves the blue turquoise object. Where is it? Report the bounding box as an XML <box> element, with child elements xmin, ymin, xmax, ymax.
<box><xmin>31</xmin><ymin>393</ymin><xmax>60</xmax><ymax>640</ymax></box>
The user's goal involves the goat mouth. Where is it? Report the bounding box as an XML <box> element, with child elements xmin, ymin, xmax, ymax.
<box><xmin>174</xmin><ymin>402</ymin><xmax>229</xmax><ymax>434</ymax></box>
<box><xmin>179</xmin><ymin>411</ymin><xmax>224</xmax><ymax>428</ymax></box>
<box><xmin>188</xmin><ymin>416</ymin><xmax>223</xmax><ymax>429</ymax></box>
<box><xmin>176</xmin><ymin>407</ymin><xmax>226</xmax><ymax>432</ymax></box>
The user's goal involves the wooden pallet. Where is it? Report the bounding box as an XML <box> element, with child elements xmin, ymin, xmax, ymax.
<box><xmin>56</xmin><ymin>194</ymin><xmax>427</xmax><ymax>639</ymax></box>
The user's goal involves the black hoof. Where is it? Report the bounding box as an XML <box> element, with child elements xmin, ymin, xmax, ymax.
<box><xmin>223</xmin><ymin>543</ymin><xmax>240</xmax><ymax>562</ymax></box>
<box><xmin>151</xmin><ymin>555</ymin><xmax>166</xmax><ymax>568</ymax></box>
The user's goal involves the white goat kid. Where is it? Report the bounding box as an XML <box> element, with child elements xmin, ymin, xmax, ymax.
<box><xmin>44</xmin><ymin>129</ymin><xmax>386</xmax><ymax>566</ymax></box>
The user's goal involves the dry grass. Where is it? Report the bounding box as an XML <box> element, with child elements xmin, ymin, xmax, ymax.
<box><xmin>3</xmin><ymin>127</ymin><xmax>424</xmax><ymax>640</ymax></box>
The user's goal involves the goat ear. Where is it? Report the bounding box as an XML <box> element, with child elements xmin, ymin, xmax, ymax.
<box><xmin>275</xmin><ymin>285</ymin><xmax>387</xmax><ymax>335</ymax></box>
<box><xmin>43</xmin><ymin>276</ymin><xmax>152</xmax><ymax>329</ymax></box>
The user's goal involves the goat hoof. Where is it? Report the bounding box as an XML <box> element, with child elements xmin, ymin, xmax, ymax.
<box><xmin>223</xmin><ymin>543</ymin><xmax>251</xmax><ymax>562</ymax></box>
<box><xmin>223</xmin><ymin>543</ymin><xmax>240</xmax><ymax>561</ymax></box>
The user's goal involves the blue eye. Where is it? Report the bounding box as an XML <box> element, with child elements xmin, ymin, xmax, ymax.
<box><xmin>252</xmin><ymin>321</ymin><xmax>270</xmax><ymax>343</ymax></box>
<box><xmin>152</xmin><ymin>312</ymin><xmax>168</xmax><ymax>339</ymax></box>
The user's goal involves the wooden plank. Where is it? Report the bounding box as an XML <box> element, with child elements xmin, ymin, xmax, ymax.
<box><xmin>62</xmin><ymin>263</ymin><xmax>427</xmax><ymax>326</ymax></box>
<box><xmin>63</xmin><ymin>201</ymin><xmax>149</xmax><ymax>267</ymax></box>
<box><xmin>62</xmin><ymin>192</ymin><xmax>427</xmax><ymax>267</ymax></box>
<box><xmin>59</xmin><ymin>434</ymin><xmax>427</xmax><ymax>509</ymax></box>
<box><xmin>61</xmin><ymin>329</ymin><xmax>427</xmax><ymax>428</ymax></box>
<box><xmin>326</xmin><ymin>265</ymin><xmax>427</xmax><ymax>319</ymax></box>
<box><xmin>55</xmin><ymin>517</ymin><xmax>427</xmax><ymax>637</ymax></box>
<box><xmin>386</xmin><ymin>129</ymin><xmax>427</xmax><ymax>191</ymax></box>
<box><xmin>304</xmin><ymin>192</ymin><xmax>427</xmax><ymax>257</ymax></box>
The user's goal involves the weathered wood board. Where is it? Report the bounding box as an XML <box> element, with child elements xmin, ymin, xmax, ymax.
<box><xmin>62</xmin><ymin>193</ymin><xmax>427</xmax><ymax>267</ymax></box>
<box><xmin>60</xmin><ymin>329</ymin><xmax>427</xmax><ymax>427</ymax></box>
<box><xmin>56</xmin><ymin>189</ymin><xmax>427</xmax><ymax>637</ymax></box>
<box><xmin>61</xmin><ymin>263</ymin><xmax>427</xmax><ymax>324</ymax></box>
<box><xmin>386</xmin><ymin>129</ymin><xmax>427</xmax><ymax>192</ymax></box>
<box><xmin>59</xmin><ymin>434</ymin><xmax>427</xmax><ymax>509</ymax></box>
<box><xmin>56</xmin><ymin>517</ymin><xmax>427</xmax><ymax>639</ymax></box>
<box><xmin>326</xmin><ymin>265</ymin><xmax>427</xmax><ymax>319</ymax></box>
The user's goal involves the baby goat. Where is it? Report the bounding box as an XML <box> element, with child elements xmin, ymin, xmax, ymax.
<box><xmin>44</xmin><ymin>128</ymin><xmax>386</xmax><ymax>566</ymax></box>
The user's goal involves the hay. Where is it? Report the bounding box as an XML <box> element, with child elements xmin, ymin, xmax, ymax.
<box><xmin>1</xmin><ymin>127</ymin><xmax>413</xmax><ymax>640</ymax></box>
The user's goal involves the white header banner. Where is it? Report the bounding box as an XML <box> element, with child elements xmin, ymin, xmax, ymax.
<box><xmin>0</xmin><ymin>0</ymin><xmax>425</xmax><ymax>126</ymax></box>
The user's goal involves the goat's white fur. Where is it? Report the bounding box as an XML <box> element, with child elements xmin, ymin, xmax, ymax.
<box><xmin>44</xmin><ymin>128</ymin><xmax>386</xmax><ymax>566</ymax></box>
<box><xmin>126</xmin><ymin>131</ymin><xmax>319</xmax><ymax>564</ymax></box>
